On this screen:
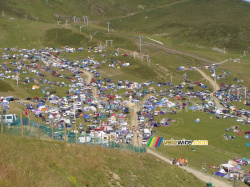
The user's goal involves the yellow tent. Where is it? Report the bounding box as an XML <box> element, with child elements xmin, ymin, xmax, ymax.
<box><xmin>32</xmin><ymin>85</ymin><xmax>39</xmax><ymax>89</ymax></box>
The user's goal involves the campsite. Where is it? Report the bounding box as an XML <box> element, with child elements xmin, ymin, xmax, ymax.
<box><xmin>0</xmin><ymin>0</ymin><xmax>250</xmax><ymax>186</ymax></box>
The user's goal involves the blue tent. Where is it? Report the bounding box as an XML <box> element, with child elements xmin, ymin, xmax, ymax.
<box><xmin>83</xmin><ymin>114</ymin><xmax>90</xmax><ymax>119</ymax></box>
<box><xmin>101</xmin><ymin>115</ymin><xmax>106</xmax><ymax>119</ymax></box>
<box><xmin>146</xmin><ymin>113</ymin><xmax>153</xmax><ymax>118</ymax></box>
<box><xmin>246</xmin><ymin>143</ymin><xmax>250</xmax><ymax>146</ymax></box>
<box><xmin>1</xmin><ymin>101</ymin><xmax>9</xmax><ymax>106</ymax></box>
<box><xmin>37</xmin><ymin>103</ymin><xmax>44</xmax><ymax>108</ymax></box>
<box><xmin>215</xmin><ymin>172</ymin><xmax>226</xmax><ymax>177</ymax></box>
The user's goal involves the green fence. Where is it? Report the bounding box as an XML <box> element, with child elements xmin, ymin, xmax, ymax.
<box><xmin>0</xmin><ymin>117</ymin><xmax>147</xmax><ymax>153</ymax></box>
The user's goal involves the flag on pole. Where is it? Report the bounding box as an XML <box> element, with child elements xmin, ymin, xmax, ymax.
<box><xmin>25</xmin><ymin>107</ymin><xmax>28</xmax><ymax>116</ymax></box>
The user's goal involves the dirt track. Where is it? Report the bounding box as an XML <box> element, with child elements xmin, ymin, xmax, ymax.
<box><xmin>147</xmin><ymin>149</ymin><xmax>232</xmax><ymax>187</ymax></box>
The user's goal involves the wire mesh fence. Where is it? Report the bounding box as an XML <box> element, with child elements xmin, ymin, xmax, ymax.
<box><xmin>0</xmin><ymin>117</ymin><xmax>147</xmax><ymax>153</ymax></box>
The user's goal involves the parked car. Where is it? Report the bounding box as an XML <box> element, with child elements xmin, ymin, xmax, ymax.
<box><xmin>245</xmin><ymin>131</ymin><xmax>250</xmax><ymax>134</ymax></box>
<box><xmin>142</xmin><ymin>139</ymin><xmax>148</xmax><ymax>145</ymax></box>
<box><xmin>234</xmin><ymin>158</ymin><xmax>248</xmax><ymax>166</ymax></box>
<box><xmin>242</xmin><ymin>158</ymin><xmax>250</xmax><ymax>165</ymax></box>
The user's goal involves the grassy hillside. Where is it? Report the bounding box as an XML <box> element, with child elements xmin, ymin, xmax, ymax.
<box><xmin>108</xmin><ymin>0</ymin><xmax>250</xmax><ymax>51</ymax></box>
<box><xmin>0</xmin><ymin>81</ymin><xmax>14</xmax><ymax>92</ymax></box>
<box><xmin>0</xmin><ymin>134</ymin><xmax>205</xmax><ymax>186</ymax></box>
<box><xmin>0</xmin><ymin>0</ymin><xmax>180</xmax><ymax>22</ymax></box>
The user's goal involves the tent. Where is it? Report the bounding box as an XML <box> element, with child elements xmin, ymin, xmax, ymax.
<box><xmin>37</xmin><ymin>103</ymin><xmax>44</xmax><ymax>108</ymax></box>
<box><xmin>195</xmin><ymin>118</ymin><xmax>200</xmax><ymax>123</ymax></box>
<box><xmin>245</xmin><ymin>135</ymin><xmax>250</xmax><ymax>138</ymax></box>
<box><xmin>215</xmin><ymin>168</ymin><xmax>226</xmax><ymax>177</ymax></box>
<box><xmin>220</xmin><ymin>164</ymin><xmax>234</xmax><ymax>172</ymax></box>
<box><xmin>246</xmin><ymin>143</ymin><xmax>250</xmax><ymax>146</ymax></box>
<box><xmin>1</xmin><ymin>100</ymin><xmax>9</xmax><ymax>106</ymax></box>
<box><xmin>83</xmin><ymin>114</ymin><xmax>90</xmax><ymax>119</ymax></box>
<box><xmin>228</xmin><ymin>160</ymin><xmax>238</xmax><ymax>167</ymax></box>
<box><xmin>32</xmin><ymin>85</ymin><xmax>39</xmax><ymax>90</ymax></box>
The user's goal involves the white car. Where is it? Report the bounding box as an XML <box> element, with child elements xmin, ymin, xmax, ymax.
<box><xmin>97</xmin><ymin>105</ymin><xmax>103</xmax><ymax>109</ymax></box>
<box><xmin>142</xmin><ymin>139</ymin><xmax>148</xmax><ymax>145</ymax></box>
<box><xmin>236</xmin><ymin>118</ymin><xmax>243</xmax><ymax>122</ymax></box>
<box><xmin>154</xmin><ymin>112</ymin><xmax>158</xmax><ymax>116</ymax></box>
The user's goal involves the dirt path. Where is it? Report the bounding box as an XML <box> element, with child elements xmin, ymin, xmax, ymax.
<box><xmin>93</xmin><ymin>0</ymin><xmax>187</xmax><ymax>24</ymax></box>
<box><xmin>196</xmin><ymin>68</ymin><xmax>225</xmax><ymax>109</ymax></box>
<box><xmin>147</xmin><ymin>149</ymin><xmax>232</xmax><ymax>187</ymax></box>
<box><xmin>82</xmin><ymin>70</ymin><xmax>93</xmax><ymax>84</ymax></box>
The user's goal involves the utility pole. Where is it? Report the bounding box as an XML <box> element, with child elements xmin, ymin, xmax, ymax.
<box><xmin>139</xmin><ymin>36</ymin><xmax>143</xmax><ymax>53</ymax></box>
<box><xmin>36</xmin><ymin>17</ymin><xmax>38</xmax><ymax>22</ymax></box>
<box><xmin>46</xmin><ymin>0</ymin><xmax>48</xmax><ymax>6</ymax></box>
<box><xmin>85</xmin><ymin>16</ymin><xmax>89</xmax><ymax>27</ymax></box>
<box><xmin>2</xmin><ymin>11</ymin><xmax>5</xmax><ymax>17</ymax></box>
<box><xmin>213</xmin><ymin>68</ymin><xmax>217</xmax><ymax>91</ymax></box>
<box><xmin>90</xmin><ymin>34</ymin><xmax>92</xmax><ymax>40</ymax></box>
<box><xmin>65</xmin><ymin>19</ymin><xmax>68</xmax><ymax>26</ymax></box>
<box><xmin>107</xmin><ymin>22</ymin><xmax>110</xmax><ymax>34</ymax></box>
<box><xmin>223</xmin><ymin>47</ymin><xmax>226</xmax><ymax>54</ymax></box>
<box><xmin>1</xmin><ymin>105</ymin><xmax>3</xmax><ymax>134</ymax></box>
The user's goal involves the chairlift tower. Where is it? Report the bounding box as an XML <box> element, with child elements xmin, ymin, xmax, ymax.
<box><xmin>141</xmin><ymin>55</ymin><xmax>149</xmax><ymax>62</ymax></box>
<box><xmin>107</xmin><ymin>22</ymin><xmax>110</xmax><ymax>34</ymax></box>
<box><xmin>138</xmin><ymin>36</ymin><xmax>143</xmax><ymax>53</ymax></box>
<box><xmin>105</xmin><ymin>40</ymin><xmax>113</xmax><ymax>47</ymax></box>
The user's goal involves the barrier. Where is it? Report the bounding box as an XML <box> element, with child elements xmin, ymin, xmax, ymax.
<box><xmin>0</xmin><ymin>117</ymin><xmax>146</xmax><ymax>153</ymax></box>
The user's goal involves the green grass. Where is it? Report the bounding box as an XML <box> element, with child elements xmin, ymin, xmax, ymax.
<box><xmin>0</xmin><ymin>134</ymin><xmax>205</xmax><ymax>186</ymax></box>
<box><xmin>43</xmin><ymin>28</ymin><xmax>92</xmax><ymax>48</ymax></box>
<box><xmin>0</xmin><ymin>80</ymin><xmax>14</xmax><ymax>92</ymax></box>
<box><xmin>108</xmin><ymin>0</ymin><xmax>250</xmax><ymax>52</ymax></box>
<box><xmin>154</xmin><ymin>110</ymin><xmax>250</xmax><ymax>173</ymax></box>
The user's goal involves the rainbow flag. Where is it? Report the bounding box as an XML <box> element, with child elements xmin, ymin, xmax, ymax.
<box><xmin>147</xmin><ymin>137</ymin><xmax>163</xmax><ymax>148</ymax></box>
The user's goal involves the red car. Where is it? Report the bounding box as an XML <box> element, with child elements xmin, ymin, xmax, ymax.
<box><xmin>234</xmin><ymin>158</ymin><xmax>248</xmax><ymax>166</ymax></box>
<box><xmin>245</xmin><ymin>131</ymin><xmax>250</xmax><ymax>134</ymax></box>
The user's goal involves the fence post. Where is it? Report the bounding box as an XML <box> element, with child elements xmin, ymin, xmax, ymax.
<box><xmin>38</xmin><ymin>122</ymin><xmax>40</xmax><ymax>140</ymax></box>
<box><xmin>20</xmin><ymin>112</ymin><xmax>23</xmax><ymax>138</ymax></box>
<box><xmin>64</xmin><ymin>121</ymin><xmax>67</xmax><ymax>143</ymax></box>
<box><xmin>85</xmin><ymin>127</ymin><xmax>87</xmax><ymax>144</ymax></box>
<box><xmin>51</xmin><ymin>120</ymin><xmax>54</xmax><ymax>141</ymax></box>
<box><xmin>94</xmin><ymin>130</ymin><xmax>96</xmax><ymax>145</ymax></box>
<box><xmin>109</xmin><ymin>136</ymin><xmax>110</xmax><ymax>148</ymax></box>
<box><xmin>101</xmin><ymin>133</ymin><xmax>103</xmax><ymax>147</ymax></box>
<box><xmin>1</xmin><ymin>105</ymin><xmax>3</xmax><ymax>134</ymax></box>
<box><xmin>75</xmin><ymin>120</ymin><xmax>78</xmax><ymax>144</ymax></box>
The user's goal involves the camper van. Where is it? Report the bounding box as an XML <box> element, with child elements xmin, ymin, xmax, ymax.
<box><xmin>0</xmin><ymin>114</ymin><xmax>18</xmax><ymax>125</ymax></box>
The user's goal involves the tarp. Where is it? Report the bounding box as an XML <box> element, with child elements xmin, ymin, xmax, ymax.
<box><xmin>215</xmin><ymin>172</ymin><xmax>226</xmax><ymax>177</ymax></box>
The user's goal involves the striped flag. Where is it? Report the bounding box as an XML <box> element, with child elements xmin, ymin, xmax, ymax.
<box><xmin>147</xmin><ymin>137</ymin><xmax>163</xmax><ymax>148</ymax></box>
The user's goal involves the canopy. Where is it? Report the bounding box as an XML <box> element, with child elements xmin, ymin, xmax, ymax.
<box><xmin>220</xmin><ymin>164</ymin><xmax>234</xmax><ymax>172</ymax></box>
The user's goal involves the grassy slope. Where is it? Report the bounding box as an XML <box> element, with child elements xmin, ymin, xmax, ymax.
<box><xmin>109</xmin><ymin>0</ymin><xmax>250</xmax><ymax>51</ymax></box>
<box><xmin>0</xmin><ymin>0</ymin><xmax>179</xmax><ymax>22</ymax></box>
<box><xmin>0</xmin><ymin>134</ymin><xmax>205</xmax><ymax>186</ymax></box>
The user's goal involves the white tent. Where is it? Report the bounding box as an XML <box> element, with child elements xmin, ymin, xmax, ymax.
<box><xmin>220</xmin><ymin>164</ymin><xmax>234</xmax><ymax>172</ymax></box>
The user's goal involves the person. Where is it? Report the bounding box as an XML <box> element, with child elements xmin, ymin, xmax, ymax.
<box><xmin>176</xmin><ymin>161</ymin><xmax>179</xmax><ymax>167</ymax></box>
<box><xmin>211</xmin><ymin>169</ymin><xmax>215</xmax><ymax>174</ymax></box>
<box><xmin>230</xmin><ymin>173</ymin><xmax>233</xmax><ymax>180</ymax></box>
<box><xmin>185</xmin><ymin>158</ymin><xmax>188</xmax><ymax>166</ymax></box>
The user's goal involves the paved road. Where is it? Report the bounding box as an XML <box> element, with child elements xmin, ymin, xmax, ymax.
<box><xmin>147</xmin><ymin>149</ymin><xmax>232</xmax><ymax>187</ymax></box>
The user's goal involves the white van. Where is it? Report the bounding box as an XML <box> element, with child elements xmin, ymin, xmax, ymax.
<box><xmin>0</xmin><ymin>114</ymin><xmax>18</xmax><ymax>125</ymax></box>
